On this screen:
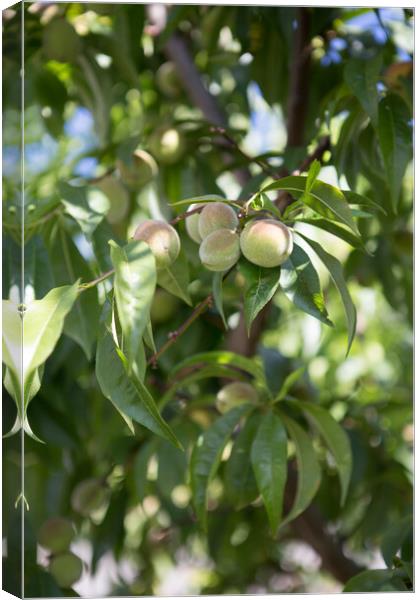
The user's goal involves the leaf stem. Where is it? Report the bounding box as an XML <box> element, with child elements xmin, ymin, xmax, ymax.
<box><xmin>79</xmin><ymin>269</ymin><xmax>114</xmax><ymax>292</ymax></box>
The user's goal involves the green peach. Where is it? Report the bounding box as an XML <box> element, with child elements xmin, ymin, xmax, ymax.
<box><xmin>198</xmin><ymin>202</ymin><xmax>239</xmax><ymax>239</ymax></box>
<box><xmin>240</xmin><ymin>219</ymin><xmax>293</xmax><ymax>268</ymax></box>
<box><xmin>71</xmin><ymin>478</ymin><xmax>109</xmax><ymax>517</ymax></box>
<box><xmin>199</xmin><ymin>229</ymin><xmax>240</xmax><ymax>272</ymax></box>
<box><xmin>216</xmin><ymin>382</ymin><xmax>258</xmax><ymax>414</ymax></box>
<box><xmin>133</xmin><ymin>220</ymin><xmax>180</xmax><ymax>269</ymax></box>
<box><xmin>49</xmin><ymin>552</ymin><xmax>83</xmax><ymax>588</ymax></box>
<box><xmin>38</xmin><ymin>517</ymin><xmax>75</xmax><ymax>554</ymax></box>
<box><xmin>185</xmin><ymin>203</ymin><xmax>203</xmax><ymax>244</ymax></box>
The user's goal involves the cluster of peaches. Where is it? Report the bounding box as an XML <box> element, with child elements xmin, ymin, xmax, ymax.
<box><xmin>133</xmin><ymin>201</ymin><xmax>294</xmax><ymax>272</ymax></box>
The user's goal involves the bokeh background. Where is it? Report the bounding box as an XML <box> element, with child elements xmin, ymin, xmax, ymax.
<box><xmin>3</xmin><ymin>3</ymin><xmax>413</xmax><ymax>596</ymax></box>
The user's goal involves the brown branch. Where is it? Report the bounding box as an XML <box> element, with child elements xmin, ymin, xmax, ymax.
<box><xmin>286</xmin><ymin>8</ymin><xmax>312</xmax><ymax>146</ymax></box>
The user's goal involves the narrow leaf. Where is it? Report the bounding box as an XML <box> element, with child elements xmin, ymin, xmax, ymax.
<box><xmin>298</xmin><ymin>401</ymin><xmax>352</xmax><ymax>506</ymax></box>
<box><xmin>170</xmin><ymin>351</ymin><xmax>266</xmax><ymax>386</ymax></box>
<box><xmin>293</xmin><ymin>218</ymin><xmax>369</xmax><ymax>253</ymax></box>
<box><xmin>280</xmin><ymin>243</ymin><xmax>332</xmax><ymax>326</ymax></box>
<box><xmin>296</xmin><ymin>233</ymin><xmax>356</xmax><ymax>354</ymax></box>
<box><xmin>262</xmin><ymin>175</ymin><xmax>360</xmax><ymax>235</ymax></box>
<box><xmin>225</xmin><ymin>413</ymin><xmax>261</xmax><ymax>508</ymax></box>
<box><xmin>305</xmin><ymin>159</ymin><xmax>321</xmax><ymax>193</ymax></box>
<box><xmin>344</xmin><ymin>54</ymin><xmax>382</xmax><ymax>124</ymax></box>
<box><xmin>275</xmin><ymin>366</ymin><xmax>306</xmax><ymax>402</ymax></box>
<box><xmin>378</xmin><ymin>94</ymin><xmax>412</xmax><ymax>212</ymax></box>
<box><xmin>280</xmin><ymin>415</ymin><xmax>321</xmax><ymax>525</ymax></box>
<box><xmin>238</xmin><ymin>259</ymin><xmax>280</xmax><ymax>335</ymax></box>
<box><xmin>59</xmin><ymin>181</ymin><xmax>109</xmax><ymax>238</ymax></box>
<box><xmin>212</xmin><ymin>272</ymin><xmax>227</xmax><ymax>329</ymax></box>
<box><xmin>157</xmin><ymin>252</ymin><xmax>192</xmax><ymax>306</ymax></box>
<box><xmin>190</xmin><ymin>403</ymin><xmax>252</xmax><ymax>531</ymax></box>
<box><xmin>109</xmin><ymin>239</ymin><xmax>156</xmax><ymax>368</ymax></box>
<box><xmin>251</xmin><ymin>411</ymin><xmax>288</xmax><ymax>535</ymax></box>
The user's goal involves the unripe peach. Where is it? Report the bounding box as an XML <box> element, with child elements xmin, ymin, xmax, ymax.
<box><xmin>240</xmin><ymin>219</ymin><xmax>293</xmax><ymax>268</ymax></box>
<box><xmin>38</xmin><ymin>518</ymin><xmax>75</xmax><ymax>554</ymax></box>
<box><xmin>198</xmin><ymin>202</ymin><xmax>239</xmax><ymax>239</ymax></box>
<box><xmin>216</xmin><ymin>382</ymin><xmax>258</xmax><ymax>414</ymax></box>
<box><xmin>116</xmin><ymin>150</ymin><xmax>158</xmax><ymax>190</ymax></box>
<box><xmin>199</xmin><ymin>229</ymin><xmax>240</xmax><ymax>272</ymax></box>
<box><xmin>150</xmin><ymin>289</ymin><xmax>180</xmax><ymax>323</ymax></box>
<box><xmin>185</xmin><ymin>203</ymin><xmax>203</xmax><ymax>244</ymax></box>
<box><xmin>149</xmin><ymin>127</ymin><xmax>186</xmax><ymax>165</ymax></box>
<box><xmin>133</xmin><ymin>220</ymin><xmax>180</xmax><ymax>269</ymax></box>
<box><xmin>49</xmin><ymin>552</ymin><xmax>83</xmax><ymax>588</ymax></box>
<box><xmin>96</xmin><ymin>175</ymin><xmax>130</xmax><ymax>225</ymax></box>
<box><xmin>156</xmin><ymin>61</ymin><xmax>182</xmax><ymax>97</ymax></box>
<box><xmin>71</xmin><ymin>478</ymin><xmax>109</xmax><ymax>517</ymax></box>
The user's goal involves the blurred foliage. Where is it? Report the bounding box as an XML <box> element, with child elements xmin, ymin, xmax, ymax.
<box><xmin>2</xmin><ymin>3</ymin><xmax>412</xmax><ymax>596</ymax></box>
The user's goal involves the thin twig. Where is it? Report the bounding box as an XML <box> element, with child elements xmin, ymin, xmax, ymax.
<box><xmin>78</xmin><ymin>269</ymin><xmax>114</xmax><ymax>292</ymax></box>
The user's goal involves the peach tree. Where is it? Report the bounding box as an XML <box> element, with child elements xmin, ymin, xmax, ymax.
<box><xmin>3</xmin><ymin>3</ymin><xmax>413</xmax><ymax>596</ymax></box>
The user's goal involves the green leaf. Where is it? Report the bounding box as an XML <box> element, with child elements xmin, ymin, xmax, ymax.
<box><xmin>262</xmin><ymin>175</ymin><xmax>360</xmax><ymax>236</ymax></box>
<box><xmin>378</xmin><ymin>94</ymin><xmax>412</xmax><ymax>212</ymax></box>
<box><xmin>280</xmin><ymin>415</ymin><xmax>321</xmax><ymax>526</ymax></box>
<box><xmin>143</xmin><ymin>319</ymin><xmax>157</xmax><ymax>354</ymax></box>
<box><xmin>170</xmin><ymin>194</ymin><xmax>235</xmax><ymax>207</ymax></box>
<box><xmin>133</xmin><ymin>441</ymin><xmax>157</xmax><ymax>500</ymax></box>
<box><xmin>381</xmin><ymin>515</ymin><xmax>412</xmax><ymax>568</ymax></box>
<box><xmin>344</xmin><ymin>54</ymin><xmax>382</xmax><ymax>124</ymax></box>
<box><xmin>95</xmin><ymin>304</ymin><xmax>182</xmax><ymax>448</ymax></box>
<box><xmin>343</xmin><ymin>569</ymin><xmax>408</xmax><ymax>592</ymax></box>
<box><xmin>225</xmin><ymin>413</ymin><xmax>260</xmax><ymax>508</ymax></box>
<box><xmin>293</xmin><ymin>218</ymin><xmax>369</xmax><ymax>253</ymax></box>
<box><xmin>247</xmin><ymin>192</ymin><xmax>282</xmax><ymax>219</ymax></box>
<box><xmin>296</xmin><ymin>233</ymin><xmax>356</xmax><ymax>354</ymax></box>
<box><xmin>109</xmin><ymin>239</ymin><xmax>157</xmax><ymax>369</ymax></box>
<box><xmin>2</xmin><ymin>284</ymin><xmax>79</xmax><ymax>431</ymax></box>
<box><xmin>304</xmin><ymin>159</ymin><xmax>321</xmax><ymax>193</ymax></box>
<box><xmin>280</xmin><ymin>243</ymin><xmax>332</xmax><ymax>326</ymax></box>
<box><xmin>190</xmin><ymin>403</ymin><xmax>252</xmax><ymax>531</ymax></box>
<box><xmin>251</xmin><ymin>411</ymin><xmax>288</xmax><ymax>535</ymax></box>
<box><xmin>49</xmin><ymin>227</ymin><xmax>100</xmax><ymax>359</ymax></box>
<box><xmin>157</xmin><ymin>251</ymin><xmax>192</xmax><ymax>306</ymax></box>
<box><xmin>59</xmin><ymin>181</ymin><xmax>110</xmax><ymax>238</ymax></box>
<box><xmin>238</xmin><ymin>259</ymin><xmax>280</xmax><ymax>335</ymax></box>
<box><xmin>170</xmin><ymin>351</ymin><xmax>267</xmax><ymax>387</ymax></box>
<box><xmin>212</xmin><ymin>272</ymin><xmax>227</xmax><ymax>329</ymax></box>
<box><xmin>343</xmin><ymin>190</ymin><xmax>387</xmax><ymax>215</ymax></box>
<box><xmin>274</xmin><ymin>366</ymin><xmax>306</xmax><ymax>403</ymax></box>
<box><xmin>159</xmin><ymin>365</ymin><xmax>249</xmax><ymax>410</ymax></box>
<box><xmin>297</xmin><ymin>401</ymin><xmax>352</xmax><ymax>506</ymax></box>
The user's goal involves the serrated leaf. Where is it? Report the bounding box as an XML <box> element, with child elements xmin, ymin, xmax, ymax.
<box><xmin>225</xmin><ymin>413</ymin><xmax>260</xmax><ymax>508</ymax></box>
<box><xmin>251</xmin><ymin>411</ymin><xmax>288</xmax><ymax>535</ymax></box>
<box><xmin>280</xmin><ymin>243</ymin><xmax>332</xmax><ymax>326</ymax></box>
<box><xmin>190</xmin><ymin>403</ymin><xmax>252</xmax><ymax>531</ymax></box>
<box><xmin>238</xmin><ymin>259</ymin><xmax>280</xmax><ymax>335</ymax></box>
<box><xmin>212</xmin><ymin>272</ymin><xmax>227</xmax><ymax>329</ymax></box>
<box><xmin>297</xmin><ymin>401</ymin><xmax>352</xmax><ymax>506</ymax></box>
<box><xmin>262</xmin><ymin>175</ymin><xmax>360</xmax><ymax>236</ymax></box>
<box><xmin>109</xmin><ymin>239</ymin><xmax>156</xmax><ymax>369</ymax></box>
<box><xmin>59</xmin><ymin>181</ymin><xmax>110</xmax><ymax>238</ymax></box>
<box><xmin>157</xmin><ymin>251</ymin><xmax>192</xmax><ymax>306</ymax></box>
<box><xmin>378</xmin><ymin>94</ymin><xmax>412</xmax><ymax>213</ymax></box>
<box><xmin>170</xmin><ymin>351</ymin><xmax>267</xmax><ymax>386</ymax></box>
<box><xmin>296</xmin><ymin>233</ymin><xmax>357</xmax><ymax>354</ymax></box>
<box><xmin>280</xmin><ymin>415</ymin><xmax>321</xmax><ymax>526</ymax></box>
<box><xmin>344</xmin><ymin>54</ymin><xmax>382</xmax><ymax>124</ymax></box>
<box><xmin>96</xmin><ymin>304</ymin><xmax>182</xmax><ymax>448</ymax></box>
